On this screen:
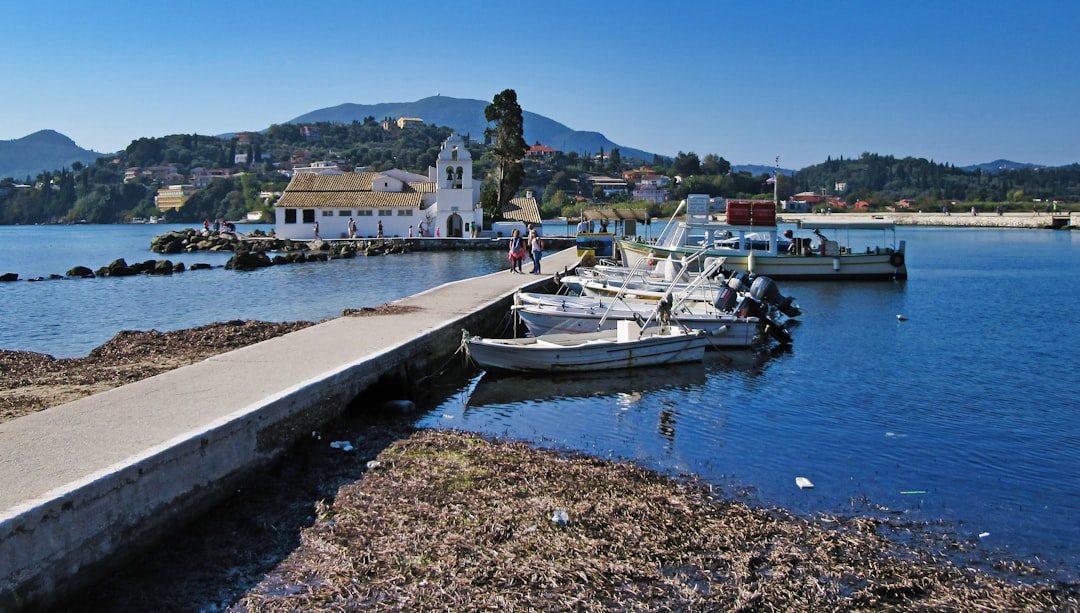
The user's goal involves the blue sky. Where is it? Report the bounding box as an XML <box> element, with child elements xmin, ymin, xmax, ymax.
<box><xmin>2</xmin><ymin>0</ymin><xmax>1076</xmax><ymax>170</ymax></box>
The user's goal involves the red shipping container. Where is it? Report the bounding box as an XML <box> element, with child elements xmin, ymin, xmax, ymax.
<box><xmin>726</xmin><ymin>201</ymin><xmax>752</xmax><ymax>225</ymax></box>
<box><xmin>751</xmin><ymin>202</ymin><xmax>776</xmax><ymax>226</ymax></box>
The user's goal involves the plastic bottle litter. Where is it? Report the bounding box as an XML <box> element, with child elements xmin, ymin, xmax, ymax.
<box><xmin>329</xmin><ymin>440</ymin><xmax>354</xmax><ymax>452</ymax></box>
<box><xmin>550</xmin><ymin>509</ymin><xmax>569</xmax><ymax>525</ymax></box>
<box><xmin>366</xmin><ymin>460</ymin><xmax>381</xmax><ymax>469</ymax></box>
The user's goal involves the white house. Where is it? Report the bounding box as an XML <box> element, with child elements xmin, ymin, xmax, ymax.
<box><xmin>273</xmin><ymin>133</ymin><xmax>482</xmax><ymax>239</ymax></box>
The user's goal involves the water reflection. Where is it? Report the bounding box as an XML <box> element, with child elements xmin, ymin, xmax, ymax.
<box><xmin>465</xmin><ymin>362</ymin><xmax>708</xmax><ymax>410</ymax></box>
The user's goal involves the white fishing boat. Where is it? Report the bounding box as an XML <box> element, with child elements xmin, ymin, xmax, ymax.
<box><xmin>617</xmin><ymin>194</ymin><xmax>908</xmax><ymax>280</ymax></box>
<box><xmin>515</xmin><ymin>302</ymin><xmax>769</xmax><ymax>347</ymax></box>
<box><xmin>560</xmin><ymin>258</ymin><xmax>723</xmax><ymax>294</ymax></box>
<box><xmin>462</xmin><ymin>321</ymin><xmax>708</xmax><ymax>373</ymax></box>
<box><xmin>514</xmin><ymin>289</ymin><xmax>792</xmax><ymax>346</ymax></box>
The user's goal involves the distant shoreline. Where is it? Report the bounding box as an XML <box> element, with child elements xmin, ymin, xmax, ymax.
<box><xmin>778</xmin><ymin>210</ymin><xmax>1075</xmax><ymax>229</ymax></box>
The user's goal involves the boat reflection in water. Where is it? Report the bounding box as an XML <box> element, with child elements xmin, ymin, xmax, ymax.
<box><xmin>463</xmin><ymin>348</ymin><xmax>784</xmax><ymax>412</ymax></box>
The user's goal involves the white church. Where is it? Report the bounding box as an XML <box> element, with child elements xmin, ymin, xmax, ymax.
<box><xmin>273</xmin><ymin>133</ymin><xmax>482</xmax><ymax>240</ymax></box>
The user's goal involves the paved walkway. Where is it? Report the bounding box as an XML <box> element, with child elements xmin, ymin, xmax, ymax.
<box><xmin>0</xmin><ymin>248</ymin><xmax>579</xmax><ymax>512</ymax></box>
<box><xmin>0</xmin><ymin>247</ymin><xmax>581</xmax><ymax>610</ymax></box>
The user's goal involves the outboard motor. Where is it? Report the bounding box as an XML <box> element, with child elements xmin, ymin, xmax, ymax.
<box><xmin>727</xmin><ymin>271</ymin><xmax>751</xmax><ymax>291</ymax></box>
<box><xmin>713</xmin><ymin>276</ymin><xmax>743</xmax><ymax>312</ymax></box>
<box><xmin>735</xmin><ymin>295</ymin><xmax>794</xmax><ymax>345</ymax></box>
<box><xmin>749</xmin><ymin>276</ymin><xmax>801</xmax><ymax>318</ymax></box>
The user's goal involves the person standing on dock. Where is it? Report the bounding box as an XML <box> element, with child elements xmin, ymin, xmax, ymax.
<box><xmin>313</xmin><ymin>220</ymin><xmax>319</xmax><ymax>239</ymax></box>
<box><xmin>508</xmin><ymin>229</ymin><xmax>525</xmax><ymax>273</ymax></box>
<box><xmin>528</xmin><ymin>225</ymin><xmax>543</xmax><ymax>274</ymax></box>
<box><xmin>377</xmin><ymin>220</ymin><xmax>383</xmax><ymax>238</ymax></box>
<box><xmin>348</xmin><ymin>218</ymin><xmax>356</xmax><ymax>238</ymax></box>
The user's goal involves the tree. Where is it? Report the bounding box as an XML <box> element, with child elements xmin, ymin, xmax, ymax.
<box><xmin>608</xmin><ymin>148</ymin><xmax>622</xmax><ymax>176</ymax></box>
<box><xmin>671</xmin><ymin>151</ymin><xmax>701</xmax><ymax>177</ymax></box>
<box><xmin>483</xmin><ymin>89</ymin><xmax>528</xmax><ymax>221</ymax></box>
<box><xmin>701</xmin><ymin>154</ymin><xmax>731</xmax><ymax>176</ymax></box>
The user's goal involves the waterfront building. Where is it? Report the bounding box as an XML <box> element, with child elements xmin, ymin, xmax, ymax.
<box><xmin>274</xmin><ymin>133</ymin><xmax>481</xmax><ymax>239</ymax></box>
<box><xmin>154</xmin><ymin>184</ymin><xmax>197</xmax><ymax>211</ymax></box>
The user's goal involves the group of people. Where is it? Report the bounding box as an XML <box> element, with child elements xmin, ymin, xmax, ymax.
<box><xmin>508</xmin><ymin>224</ymin><xmax>543</xmax><ymax>274</ymax></box>
<box><xmin>341</xmin><ymin>218</ymin><xmax>388</xmax><ymax>239</ymax></box>
<box><xmin>202</xmin><ymin>218</ymin><xmax>235</xmax><ymax>234</ymax></box>
<box><xmin>575</xmin><ymin>218</ymin><xmax>609</xmax><ymax>234</ymax></box>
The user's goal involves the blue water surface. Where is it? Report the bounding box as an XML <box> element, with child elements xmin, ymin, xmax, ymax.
<box><xmin>419</xmin><ymin>226</ymin><xmax>1080</xmax><ymax>580</ymax></box>
<box><xmin>2</xmin><ymin>222</ymin><xmax>1078</xmax><ymax>581</ymax></box>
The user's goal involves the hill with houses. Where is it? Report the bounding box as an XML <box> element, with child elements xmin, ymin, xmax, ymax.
<box><xmin>287</xmin><ymin>95</ymin><xmax>659</xmax><ymax>164</ymax></box>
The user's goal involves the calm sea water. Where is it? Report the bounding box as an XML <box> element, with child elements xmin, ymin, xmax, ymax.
<box><xmin>0</xmin><ymin>224</ymin><xmax>511</xmax><ymax>357</ymax></box>
<box><xmin>419</xmin><ymin>225</ymin><xmax>1080</xmax><ymax>581</ymax></box>
<box><xmin>2</xmin><ymin>222</ymin><xmax>1078</xmax><ymax>580</ymax></box>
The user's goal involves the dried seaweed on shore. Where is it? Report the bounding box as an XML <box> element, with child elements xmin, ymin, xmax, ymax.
<box><xmin>234</xmin><ymin>429</ymin><xmax>1075</xmax><ymax>612</ymax></box>
<box><xmin>0</xmin><ymin>319</ymin><xmax>313</xmax><ymax>421</ymax></box>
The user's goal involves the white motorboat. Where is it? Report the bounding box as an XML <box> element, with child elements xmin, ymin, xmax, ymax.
<box><xmin>617</xmin><ymin>194</ymin><xmax>908</xmax><ymax>280</ymax></box>
<box><xmin>513</xmin><ymin>290</ymin><xmax>791</xmax><ymax>347</ymax></box>
<box><xmin>462</xmin><ymin>321</ymin><xmax>708</xmax><ymax>373</ymax></box>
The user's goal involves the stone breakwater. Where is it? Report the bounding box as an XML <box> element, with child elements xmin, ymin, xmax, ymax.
<box><xmin>0</xmin><ymin>229</ymin><xmax>405</xmax><ymax>282</ymax></box>
<box><xmin>0</xmin><ymin>228</ymin><xmax>578</xmax><ymax>282</ymax></box>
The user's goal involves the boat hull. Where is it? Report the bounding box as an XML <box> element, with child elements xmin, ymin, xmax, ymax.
<box><xmin>618</xmin><ymin>239</ymin><xmax>907</xmax><ymax>280</ymax></box>
<box><xmin>516</xmin><ymin>307</ymin><xmax>762</xmax><ymax>347</ymax></box>
<box><xmin>464</xmin><ymin>329</ymin><xmax>708</xmax><ymax>373</ymax></box>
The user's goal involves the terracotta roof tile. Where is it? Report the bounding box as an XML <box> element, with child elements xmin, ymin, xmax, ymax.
<box><xmin>503</xmin><ymin>196</ymin><xmax>542</xmax><ymax>224</ymax></box>
<box><xmin>276</xmin><ymin>172</ymin><xmax>431</xmax><ymax>208</ymax></box>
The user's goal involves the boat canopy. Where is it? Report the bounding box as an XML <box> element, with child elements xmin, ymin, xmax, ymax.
<box><xmin>583</xmin><ymin>208</ymin><xmax>650</xmax><ymax>222</ymax></box>
<box><xmin>797</xmin><ymin>219</ymin><xmax>896</xmax><ymax>231</ymax></box>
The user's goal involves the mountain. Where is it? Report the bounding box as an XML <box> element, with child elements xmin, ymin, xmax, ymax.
<box><xmin>287</xmin><ymin>95</ymin><xmax>659</xmax><ymax>163</ymax></box>
<box><xmin>732</xmin><ymin>164</ymin><xmax>795</xmax><ymax>177</ymax></box>
<box><xmin>0</xmin><ymin>130</ymin><xmax>102</xmax><ymax>181</ymax></box>
<box><xmin>960</xmin><ymin>159</ymin><xmax>1039</xmax><ymax>174</ymax></box>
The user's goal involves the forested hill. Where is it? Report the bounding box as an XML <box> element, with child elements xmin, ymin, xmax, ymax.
<box><xmin>795</xmin><ymin>153</ymin><xmax>1080</xmax><ymax>204</ymax></box>
<box><xmin>0</xmin><ymin>130</ymin><xmax>101</xmax><ymax>181</ymax></box>
<box><xmin>288</xmin><ymin>95</ymin><xmax>657</xmax><ymax>162</ymax></box>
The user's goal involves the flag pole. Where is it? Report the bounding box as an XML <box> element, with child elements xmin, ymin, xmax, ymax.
<box><xmin>773</xmin><ymin>156</ymin><xmax>779</xmax><ymax>207</ymax></box>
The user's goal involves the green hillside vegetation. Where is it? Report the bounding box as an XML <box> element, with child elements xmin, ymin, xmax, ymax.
<box><xmin>1</xmin><ymin>122</ymin><xmax>1078</xmax><ymax>226</ymax></box>
<box><xmin>796</xmin><ymin>153</ymin><xmax>1080</xmax><ymax>209</ymax></box>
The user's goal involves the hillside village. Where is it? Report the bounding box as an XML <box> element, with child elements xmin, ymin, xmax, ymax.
<box><xmin>2</xmin><ymin>108</ymin><xmax>1077</xmax><ymax>228</ymax></box>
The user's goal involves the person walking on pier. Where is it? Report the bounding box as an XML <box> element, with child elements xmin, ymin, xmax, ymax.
<box><xmin>348</xmin><ymin>218</ymin><xmax>357</xmax><ymax>238</ymax></box>
<box><xmin>377</xmin><ymin>220</ymin><xmax>383</xmax><ymax>238</ymax></box>
<box><xmin>313</xmin><ymin>220</ymin><xmax>320</xmax><ymax>239</ymax></box>
<box><xmin>508</xmin><ymin>229</ymin><xmax>526</xmax><ymax>273</ymax></box>
<box><xmin>528</xmin><ymin>226</ymin><xmax>543</xmax><ymax>274</ymax></box>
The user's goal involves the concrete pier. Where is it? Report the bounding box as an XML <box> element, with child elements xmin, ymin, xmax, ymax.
<box><xmin>0</xmin><ymin>248</ymin><xmax>582</xmax><ymax>611</ymax></box>
<box><xmin>779</xmin><ymin>210</ymin><xmax>1077</xmax><ymax>229</ymax></box>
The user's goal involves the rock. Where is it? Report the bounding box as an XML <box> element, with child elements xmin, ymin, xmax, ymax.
<box><xmin>104</xmin><ymin>259</ymin><xmax>138</xmax><ymax>277</ymax></box>
<box><xmin>1</xmin><ymin>273</ymin><xmax>18</xmax><ymax>282</ymax></box>
<box><xmin>225</xmin><ymin>251</ymin><xmax>273</xmax><ymax>270</ymax></box>
<box><xmin>66</xmin><ymin>266</ymin><xmax>95</xmax><ymax>278</ymax></box>
<box><xmin>150</xmin><ymin>260</ymin><xmax>174</xmax><ymax>275</ymax></box>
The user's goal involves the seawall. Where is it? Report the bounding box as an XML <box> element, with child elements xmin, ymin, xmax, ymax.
<box><xmin>779</xmin><ymin>211</ymin><xmax>1076</xmax><ymax>229</ymax></box>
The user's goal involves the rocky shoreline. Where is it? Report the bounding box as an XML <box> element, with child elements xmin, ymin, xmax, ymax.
<box><xmin>3</xmin><ymin>318</ymin><xmax>1076</xmax><ymax>611</ymax></box>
